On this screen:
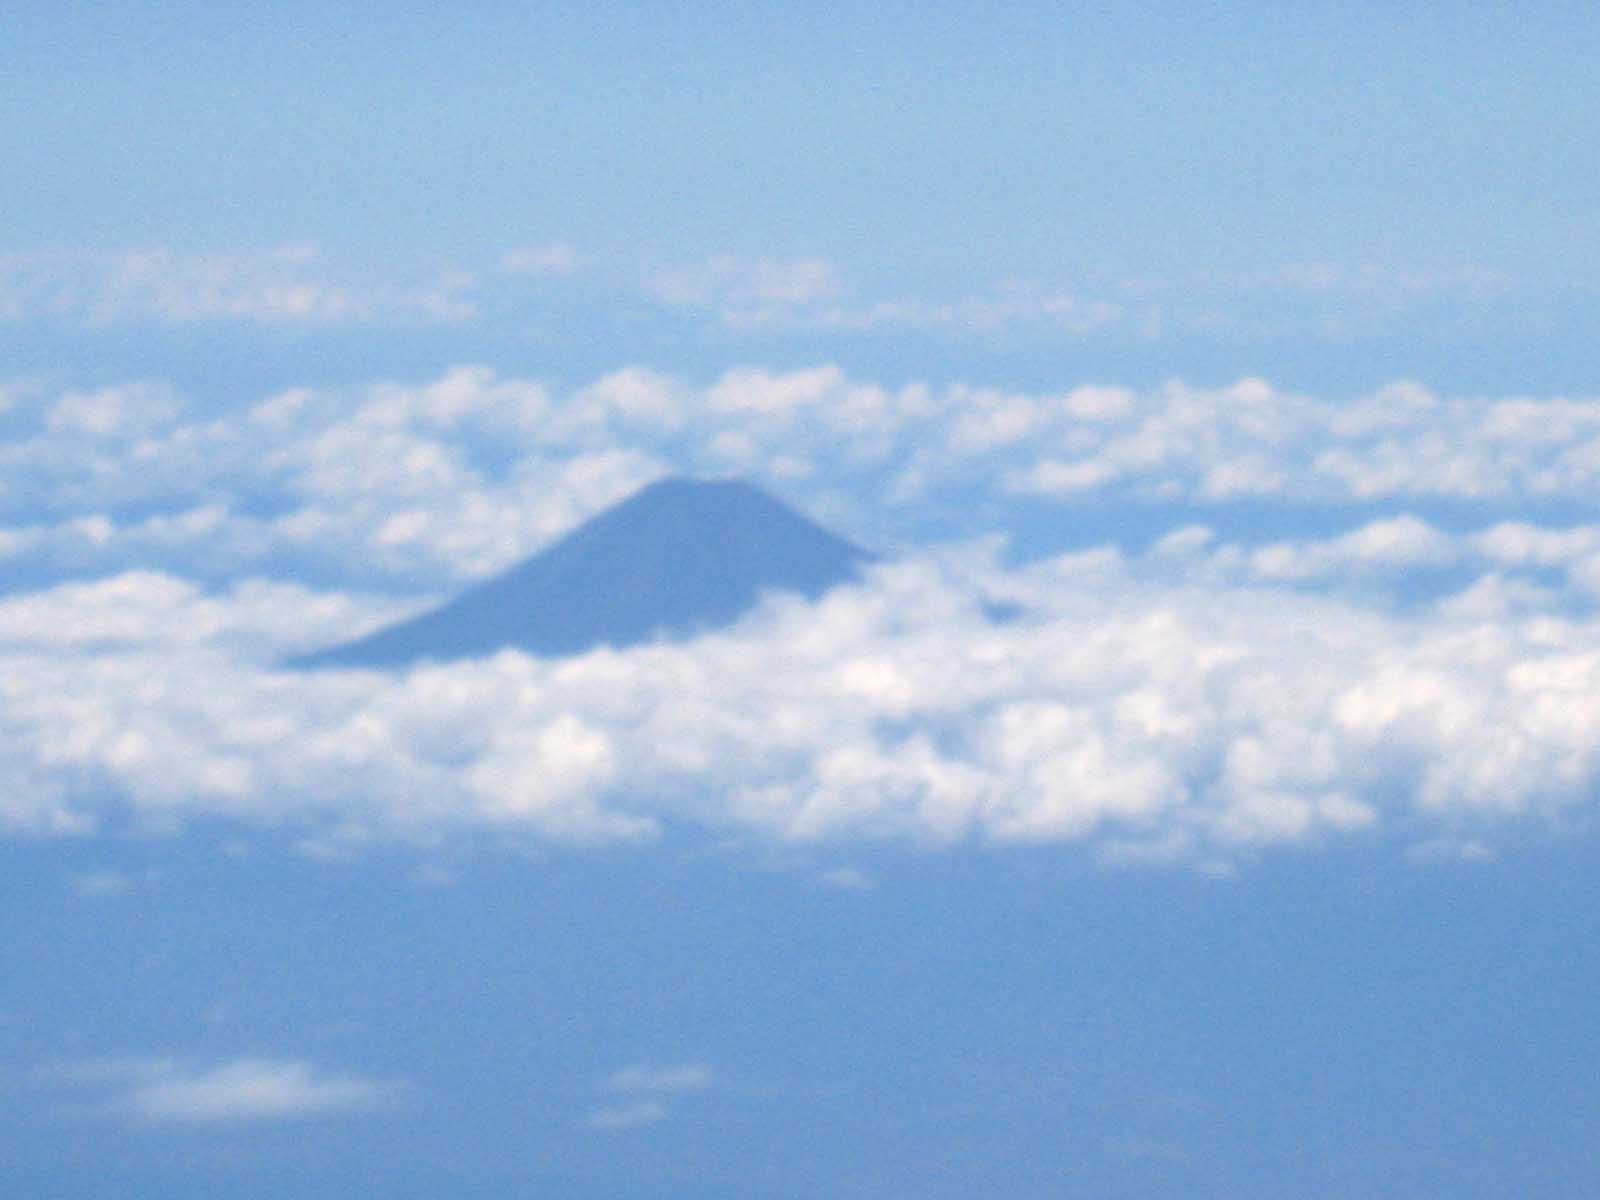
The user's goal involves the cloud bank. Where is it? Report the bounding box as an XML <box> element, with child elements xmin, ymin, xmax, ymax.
<box><xmin>5</xmin><ymin>365</ymin><xmax>1600</xmax><ymax>866</ymax></box>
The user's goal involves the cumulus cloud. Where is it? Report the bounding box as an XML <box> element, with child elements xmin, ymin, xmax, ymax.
<box><xmin>37</xmin><ymin>1057</ymin><xmax>401</xmax><ymax>1126</ymax></box>
<box><xmin>0</xmin><ymin>369</ymin><xmax>674</xmax><ymax>585</ymax></box>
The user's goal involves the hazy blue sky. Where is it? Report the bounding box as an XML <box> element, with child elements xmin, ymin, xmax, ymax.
<box><xmin>6</xmin><ymin>5</ymin><xmax>1600</xmax><ymax>1196</ymax></box>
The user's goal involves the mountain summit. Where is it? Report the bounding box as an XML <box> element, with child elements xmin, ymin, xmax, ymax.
<box><xmin>288</xmin><ymin>477</ymin><xmax>871</xmax><ymax>668</ymax></box>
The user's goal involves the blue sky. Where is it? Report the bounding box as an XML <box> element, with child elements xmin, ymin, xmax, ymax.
<box><xmin>6</xmin><ymin>4</ymin><xmax>1600</xmax><ymax>1195</ymax></box>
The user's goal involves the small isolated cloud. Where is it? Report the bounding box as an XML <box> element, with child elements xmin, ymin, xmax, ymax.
<box><xmin>37</xmin><ymin>1056</ymin><xmax>402</xmax><ymax>1126</ymax></box>
<box><xmin>587</xmin><ymin>1062</ymin><xmax>714</xmax><ymax>1131</ymax></box>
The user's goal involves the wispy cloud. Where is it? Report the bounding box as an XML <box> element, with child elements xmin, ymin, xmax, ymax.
<box><xmin>647</xmin><ymin>255</ymin><xmax>842</xmax><ymax>326</ymax></box>
<box><xmin>606</xmin><ymin>1063</ymin><xmax>715</xmax><ymax>1094</ymax></box>
<box><xmin>36</xmin><ymin>1057</ymin><xmax>403</xmax><ymax>1126</ymax></box>
<box><xmin>644</xmin><ymin>257</ymin><xmax>1137</xmax><ymax>337</ymax></box>
<box><xmin>0</xmin><ymin>246</ymin><xmax>477</xmax><ymax>326</ymax></box>
<box><xmin>587</xmin><ymin>1062</ymin><xmax>714</xmax><ymax>1130</ymax></box>
<box><xmin>0</xmin><ymin>241</ymin><xmax>1536</xmax><ymax>350</ymax></box>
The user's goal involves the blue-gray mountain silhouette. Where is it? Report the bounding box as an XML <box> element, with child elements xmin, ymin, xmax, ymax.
<box><xmin>288</xmin><ymin>477</ymin><xmax>871</xmax><ymax>668</ymax></box>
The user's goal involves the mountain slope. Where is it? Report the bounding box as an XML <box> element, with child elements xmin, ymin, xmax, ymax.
<box><xmin>288</xmin><ymin>477</ymin><xmax>871</xmax><ymax>668</ymax></box>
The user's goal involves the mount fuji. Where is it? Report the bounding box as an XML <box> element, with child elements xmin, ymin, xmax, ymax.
<box><xmin>289</xmin><ymin>477</ymin><xmax>872</xmax><ymax>668</ymax></box>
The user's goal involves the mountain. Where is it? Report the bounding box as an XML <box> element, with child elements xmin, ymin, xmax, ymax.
<box><xmin>287</xmin><ymin>477</ymin><xmax>872</xmax><ymax>668</ymax></box>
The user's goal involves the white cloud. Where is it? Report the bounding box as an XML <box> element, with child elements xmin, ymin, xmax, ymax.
<box><xmin>46</xmin><ymin>381</ymin><xmax>187</xmax><ymax>439</ymax></box>
<box><xmin>0</xmin><ymin>571</ymin><xmax>411</xmax><ymax>654</ymax></box>
<box><xmin>1242</xmin><ymin>516</ymin><xmax>1460</xmax><ymax>583</ymax></box>
<box><xmin>37</xmin><ymin>1057</ymin><xmax>401</xmax><ymax>1126</ymax></box>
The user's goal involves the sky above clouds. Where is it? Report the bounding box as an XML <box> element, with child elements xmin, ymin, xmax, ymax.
<box><xmin>6</xmin><ymin>4</ymin><xmax>1600</xmax><ymax>1196</ymax></box>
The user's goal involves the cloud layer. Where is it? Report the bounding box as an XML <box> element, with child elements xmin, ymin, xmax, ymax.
<box><xmin>6</xmin><ymin>365</ymin><xmax>1600</xmax><ymax>866</ymax></box>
